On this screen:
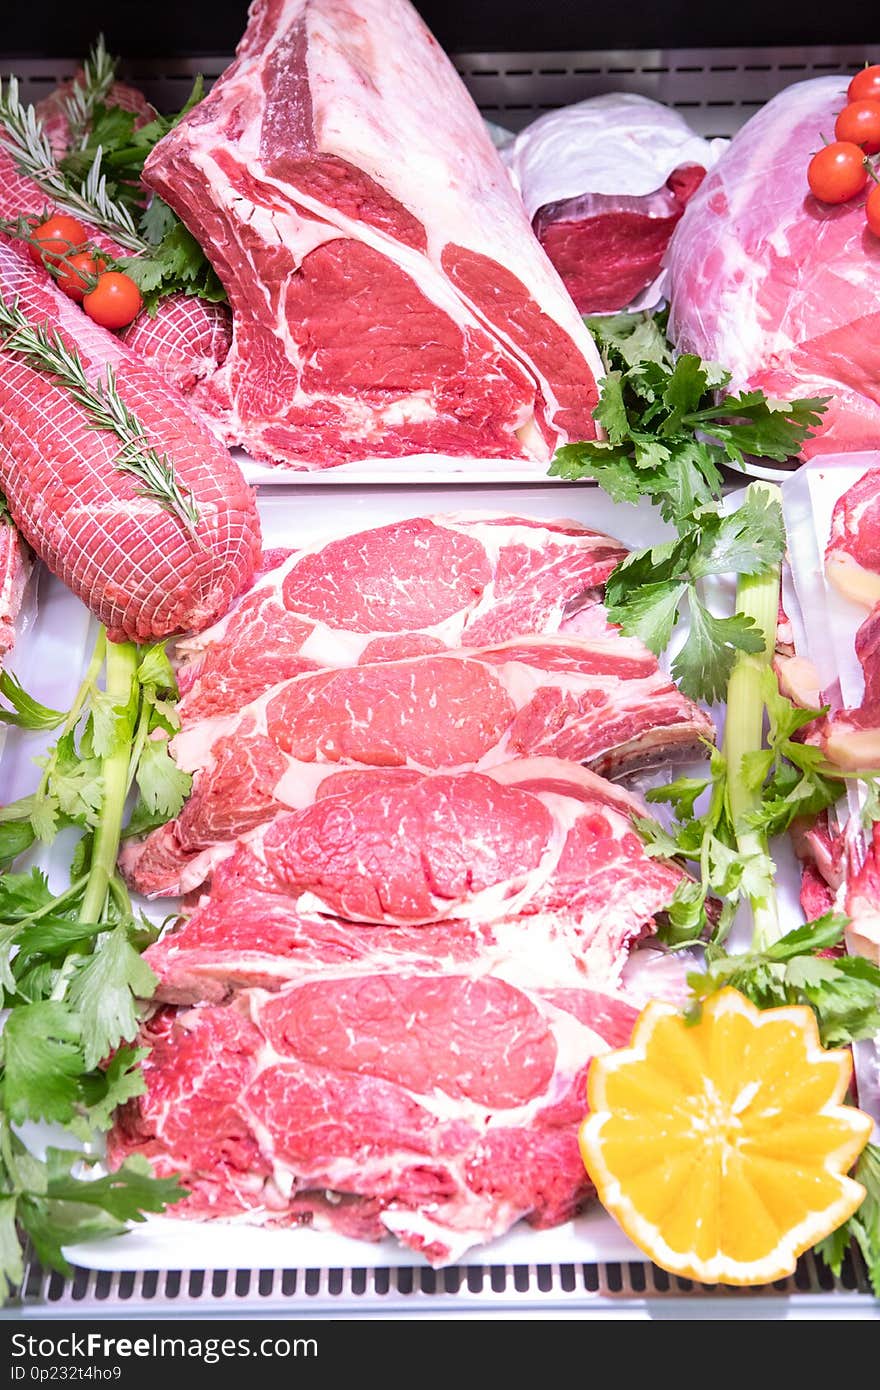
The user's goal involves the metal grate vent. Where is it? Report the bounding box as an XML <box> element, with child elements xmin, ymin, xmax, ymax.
<box><xmin>10</xmin><ymin>1249</ymin><xmax>876</xmax><ymax>1317</ymax></box>
<box><xmin>3</xmin><ymin>44</ymin><xmax>880</xmax><ymax>136</ymax></box>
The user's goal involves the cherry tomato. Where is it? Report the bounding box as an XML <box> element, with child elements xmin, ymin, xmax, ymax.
<box><xmin>55</xmin><ymin>252</ymin><xmax>105</xmax><ymax>303</ymax></box>
<box><xmin>82</xmin><ymin>271</ymin><xmax>143</xmax><ymax>330</ymax></box>
<box><xmin>807</xmin><ymin>141</ymin><xmax>868</xmax><ymax>203</ymax></box>
<box><xmin>848</xmin><ymin>65</ymin><xmax>880</xmax><ymax>104</ymax></box>
<box><xmin>867</xmin><ymin>183</ymin><xmax>880</xmax><ymax>238</ymax></box>
<box><xmin>835</xmin><ymin>99</ymin><xmax>880</xmax><ymax>154</ymax></box>
<box><xmin>27</xmin><ymin>214</ymin><xmax>88</xmax><ymax>268</ymax></box>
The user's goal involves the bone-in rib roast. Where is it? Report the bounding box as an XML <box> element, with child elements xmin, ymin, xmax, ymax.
<box><xmin>143</xmin><ymin>0</ymin><xmax>606</xmax><ymax>468</ymax></box>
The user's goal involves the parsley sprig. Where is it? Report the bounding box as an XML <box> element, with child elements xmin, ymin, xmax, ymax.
<box><xmin>551</xmin><ymin>313</ymin><xmax>829</xmax><ymax>702</ymax></box>
<box><xmin>0</xmin><ymin>631</ymin><xmax>191</xmax><ymax>1297</ymax></box>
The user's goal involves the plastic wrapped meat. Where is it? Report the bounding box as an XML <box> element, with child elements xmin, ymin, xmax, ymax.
<box><xmin>505</xmin><ymin>94</ymin><xmax>719</xmax><ymax>314</ymax></box>
<box><xmin>668</xmin><ymin>78</ymin><xmax>880</xmax><ymax>458</ymax></box>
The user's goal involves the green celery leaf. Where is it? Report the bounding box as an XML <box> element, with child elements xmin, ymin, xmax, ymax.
<box><xmin>593</xmin><ymin>371</ymin><xmax>630</xmax><ymax>444</ymax></box>
<box><xmin>77</xmin><ymin>1046</ymin><xmax>148</xmax><ymax>1133</ymax></box>
<box><xmin>689</xmin><ymin>489</ymin><xmax>786</xmax><ymax>579</ymax></box>
<box><xmin>606</xmin><ymin>580</ymin><xmax>685</xmax><ymax>656</ymax></box>
<box><xmin>584</xmin><ymin>312</ymin><xmax>674</xmax><ymax>370</ymax></box>
<box><xmin>763</xmin><ymin>913</ymin><xmax>847</xmax><ymax>962</ymax></box>
<box><xmin>549</xmin><ymin>444</ymin><xmax>643</xmax><ymax>503</ymax></box>
<box><xmin>0</xmin><ymin>866</ymin><xmax>53</xmax><ymax>918</ymax></box>
<box><xmin>0</xmin><ymin>1196</ymin><xmax>23</xmax><ymax>1303</ymax></box>
<box><xmin>659</xmin><ymin>354</ymin><xmax>710</xmax><ymax>433</ymax></box>
<box><xmin>135</xmin><ymin>736</ymin><xmax>191</xmax><ymax>819</ymax></box>
<box><xmin>44</xmin><ymin>1150</ymin><xmax>186</xmax><ymax>1222</ymax></box>
<box><xmin>0</xmin><ymin>1002</ymin><xmax>83</xmax><ymax>1123</ymax></box>
<box><xmin>66</xmin><ymin>924</ymin><xmax>157</xmax><ymax>1070</ymax></box>
<box><xmin>137</xmin><ymin>642</ymin><xmax>177</xmax><ymax>693</ymax></box>
<box><xmin>0</xmin><ymin>671</ymin><xmax>66</xmax><ymax>729</ymax></box>
<box><xmin>646</xmin><ymin>774</ymin><xmax>711</xmax><ymax>820</ymax></box>
<box><xmin>0</xmin><ymin>820</ymin><xmax>36</xmax><ymax>867</ymax></box>
<box><xmin>672</xmin><ymin>593</ymin><xmax>765</xmax><ymax>704</ymax></box>
<box><xmin>138</xmin><ymin>195</ymin><xmax>177</xmax><ymax>245</ymax></box>
<box><xmin>684</xmin><ymin>392</ymin><xmax>830</xmax><ymax>464</ymax></box>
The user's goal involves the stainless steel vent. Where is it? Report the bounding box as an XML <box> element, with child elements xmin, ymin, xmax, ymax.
<box><xmin>8</xmin><ymin>1247</ymin><xmax>876</xmax><ymax>1318</ymax></box>
<box><xmin>5</xmin><ymin>44</ymin><xmax>880</xmax><ymax>136</ymax></box>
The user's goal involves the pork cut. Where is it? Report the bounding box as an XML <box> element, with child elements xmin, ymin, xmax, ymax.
<box><xmin>144</xmin><ymin>633</ymin><xmax>712</xmax><ymax>875</ymax></box>
<box><xmin>174</xmin><ymin>513</ymin><xmax>629</xmax><ymax>720</ymax></box>
<box><xmin>505</xmin><ymin>94</ymin><xmax>714</xmax><ymax>314</ymax></box>
<box><xmin>142</xmin><ymin>0</ymin><xmax>606</xmax><ymax>469</ymax></box>
<box><xmin>0</xmin><ymin>237</ymin><xmax>260</xmax><ymax>641</ymax></box>
<box><xmin>109</xmin><ymin>969</ymin><xmax>638</xmax><ymax>1265</ymax></box>
<box><xmin>0</xmin><ymin>516</ymin><xmax>30</xmax><ymax>658</ymax></box>
<box><xmin>667</xmin><ymin>78</ymin><xmax>880</xmax><ymax>458</ymax></box>
<box><xmin>0</xmin><ymin>139</ymin><xmax>232</xmax><ymax>401</ymax></box>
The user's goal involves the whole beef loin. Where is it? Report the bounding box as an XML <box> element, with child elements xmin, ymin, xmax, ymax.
<box><xmin>0</xmin><ymin>238</ymin><xmax>260</xmax><ymax>641</ymax></box>
<box><xmin>143</xmin><ymin>0</ymin><xmax>605</xmax><ymax>468</ymax></box>
<box><xmin>667</xmin><ymin>78</ymin><xmax>880</xmax><ymax>457</ymax></box>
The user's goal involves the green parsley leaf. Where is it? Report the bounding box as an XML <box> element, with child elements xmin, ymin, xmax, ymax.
<box><xmin>672</xmin><ymin>594</ymin><xmax>765</xmax><ymax>704</ymax></box>
<box><xmin>66</xmin><ymin>924</ymin><xmax>157</xmax><ymax>1070</ymax></box>
<box><xmin>0</xmin><ymin>671</ymin><xmax>66</xmax><ymax>730</ymax></box>
<box><xmin>0</xmin><ymin>1002</ymin><xmax>83</xmax><ymax>1124</ymax></box>
<box><xmin>135</xmin><ymin>735</ymin><xmax>191</xmax><ymax>820</ymax></box>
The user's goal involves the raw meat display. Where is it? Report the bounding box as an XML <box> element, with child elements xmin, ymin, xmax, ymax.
<box><xmin>0</xmin><ymin>237</ymin><xmax>261</xmax><ymax>641</ymax></box>
<box><xmin>0</xmin><ymin>517</ymin><xmax>29</xmax><ymax>658</ymax></box>
<box><xmin>505</xmin><ymin>94</ymin><xmax>716</xmax><ymax>314</ymax></box>
<box><xmin>0</xmin><ymin>143</ymin><xmax>232</xmax><ymax>400</ymax></box>
<box><xmin>142</xmin><ymin>0</ymin><xmax>606</xmax><ymax>469</ymax></box>
<box><xmin>667</xmin><ymin>78</ymin><xmax>880</xmax><ymax>458</ymax></box>
<box><xmin>174</xmin><ymin>514</ymin><xmax>629</xmax><ymax>720</ymax></box>
<box><xmin>129</xmin><ymin>633</ymin><xmax>712</xmax><ymax>888</ymax></box>
<box><xmin>36</xmin><ymin>74</ymin><xmax>156</xmax><ymax>159</ymax></box>
<box><xmin>110</xmin><ymin>966</ymin><xmax>639</xmax><ymax>1264</ymax></box>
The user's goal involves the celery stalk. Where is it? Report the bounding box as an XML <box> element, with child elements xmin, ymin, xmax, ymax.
<box><xmin>79</xmin><ymin>640</ymin><xmax>138</xmax><ymax>926</ymax></box>
<box><xmin>721</xmin><ymin>481</ymin><xmax>783</xmax><ymax>951</ymax></box>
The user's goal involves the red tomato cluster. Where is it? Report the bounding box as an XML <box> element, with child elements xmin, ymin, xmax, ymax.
<box><xmin>807</xmin><ymin>67</ymin><xmax>880</xmax><ymax>237</ymax></box>
<box><xmin>24</xmin><ymin>214</ymin><xmax>143</xmax><ymax>327</ymax></box>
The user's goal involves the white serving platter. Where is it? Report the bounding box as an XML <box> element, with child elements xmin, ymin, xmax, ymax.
<box><xmin>0</xmin><ymin>480</ymin><xmax>808</xmax><ymax>1272</ymax></box>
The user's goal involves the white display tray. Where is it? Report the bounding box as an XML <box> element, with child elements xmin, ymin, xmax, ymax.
<box><xmin>0</xmin><ymin>481</ymin><xmax>807</xmax><ymax>1272</ymax></box>
<box><xmin>236</xmin><ymin>449</ymin><xmax>561</xmax><ymax>486</ymax></box>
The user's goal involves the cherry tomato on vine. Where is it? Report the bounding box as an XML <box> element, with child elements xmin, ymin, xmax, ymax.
<box><xmin>807</xmin><ymin>141</ymin><xmax>868</xmax><ymax>203</ymax></box>
<box><xmin>848</xmin><ymin>66</ymin><xmax>880</xmax><ymax>104</ymax></box>
<box><xmin>835</xmin><ymin>99</ymin><xmax>880</xmax><ymax>155</ymax></box>
<box><xmin>82</xmin><ymin>271</ymin><xmax>143</xmax><ymax>329</ymax></box>
<box><xmin>867</xmin><ymin>184</ymin><xmax>880</xmax><ymax>238</ymax></box>
<box><xmin>26</xmin><ymin>214</ymin><xmax>88</xmax><ymax>268</ymax></box>
<box><xmin>55</xmin><ymin>252</ymin><xmax>105</xmax><ymax>304</ymax></box>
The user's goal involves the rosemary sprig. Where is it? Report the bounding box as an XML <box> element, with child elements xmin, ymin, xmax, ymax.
<box><xmin>0</xmin><ymin>293</ymin><xmax>200</xmax><ymax>537</ymax></box>
<box><xmin>61</xmin><ymin>36</ymin><xmax>117</xmax><ymax>151</ymax></box>
<box><xmin>0</xmin><ymin>77</ymin><xmax>145</xmax><ymax>253</ymax></box>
